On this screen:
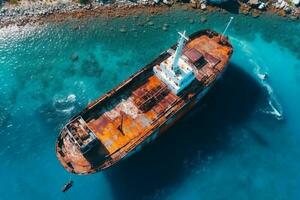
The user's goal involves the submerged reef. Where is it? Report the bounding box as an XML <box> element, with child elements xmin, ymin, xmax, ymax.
<box><xmin>0</xmin><ymin>105</ymin><xmax>11</xmax><ymax>129</ymax></box>
<box><xmin>80</xmin><ymin>54</ymin><xmax>103</xmax><ymax>77</ymax></box>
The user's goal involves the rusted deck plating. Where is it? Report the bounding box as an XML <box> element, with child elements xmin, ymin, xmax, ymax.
<box><xmin>56</xmin><ymin>30</ymin><xmax>233</xmax><ymax>174</ymax></box>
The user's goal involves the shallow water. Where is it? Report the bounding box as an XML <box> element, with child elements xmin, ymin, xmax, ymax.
<box><xmin>0</xmin><ymin>9</ymin><xmax>300</xmax><ymax>200</ymax></box>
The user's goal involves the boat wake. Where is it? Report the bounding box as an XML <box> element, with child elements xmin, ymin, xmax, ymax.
<box><xmin>250</xmin><ymin>59</ymin><xmax>284</xmax><ymax>120</ymax></box>
<box><xmin>232</xmin><ymin>37</ymin><xmax>284</xmax><ymax>120</ymax></box>
<box><xmin>53</xmin><ymin>94</ymin><xmax>77</xmax><ymax>115</ymax></box>
<box><xmin>260</xmin><ymin>82</ymin><xmax>284</xmax><ymax>120</ymax></box>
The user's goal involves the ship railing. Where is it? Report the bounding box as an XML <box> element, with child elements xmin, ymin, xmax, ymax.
<box><xmin>65</xmin><ymin>116</ymin><xmax>98</xmax><ymax>153</ymax></box>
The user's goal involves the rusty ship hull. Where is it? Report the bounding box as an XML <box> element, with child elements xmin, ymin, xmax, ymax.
<box><xmin>56</xmin><ymin>29</ymin><xmax>233</xmax><ymax>174</ymax></box>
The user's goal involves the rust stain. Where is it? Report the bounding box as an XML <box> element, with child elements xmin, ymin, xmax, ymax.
<box><xmin>56</xmin><ymin>30</ymin><xmax>233</xmax><ymax>174</ymax></box>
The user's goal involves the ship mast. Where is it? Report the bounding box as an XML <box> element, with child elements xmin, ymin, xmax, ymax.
<box><xmin>221</xmin><ymin>17</ymin><xmax>234</xmax><ymax>41</ymax></box>
<box><xmin>172</xmin><ymin>31</ymin><xmax>189</xmax><ymax>74</ymax></box>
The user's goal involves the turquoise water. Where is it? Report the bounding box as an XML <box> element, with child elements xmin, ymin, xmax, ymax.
<box><xmin>0</xmin><ymin>10</ymin><xmax>300</xmax><ymax>200</ymax></box>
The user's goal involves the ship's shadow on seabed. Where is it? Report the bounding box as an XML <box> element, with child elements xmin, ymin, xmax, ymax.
<box><xmin>104</xmin><ymin>63</ymin><xmax>265</xmax><ymax>200</ymax></box>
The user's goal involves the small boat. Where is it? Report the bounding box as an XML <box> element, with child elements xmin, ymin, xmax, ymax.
<box><xmin>258</xmin><ymin>73</ymin><xmax>268</xmax><ymax>81</ymax></box>
<box><xmin>62</xmin><ymin>180</ymin><xmax>73</xmax><ymax>192</ymax></box>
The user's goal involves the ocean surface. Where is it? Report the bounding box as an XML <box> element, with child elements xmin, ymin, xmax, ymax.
<box><xmin>0</xmin><ymin>9</ymin><xmax>300</xmax><ymax>200</ymax></box>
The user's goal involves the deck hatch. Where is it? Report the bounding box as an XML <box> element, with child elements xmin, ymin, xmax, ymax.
<box><xmin>133</xmin><ymin>84</ymin><xmax>169</xmax><ymax>112</ymax></box>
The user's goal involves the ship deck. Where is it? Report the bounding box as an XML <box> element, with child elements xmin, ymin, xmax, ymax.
<box><xmin>86</xmin><ymin>75</ymin><xmax>178</xmax><ymax>154</ymax></box>
<box><xmin>85</xmin><ymin>34</ymin><xmax>232</xmax><ymax>155</ymax></box>
<box><xmin>56</xmin><ymin>30</ymin><xmax>233</xmax><ymax>174</ymax></box>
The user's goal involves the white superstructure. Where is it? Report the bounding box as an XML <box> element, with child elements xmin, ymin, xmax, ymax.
<box><xmin>153</xmin><ymin>31</ymin><xmax>196</xmax><ymax>94</ymax></box>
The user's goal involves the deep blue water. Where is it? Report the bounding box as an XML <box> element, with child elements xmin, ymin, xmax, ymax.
<box><xmin>0</xmin><ymin>9</ymin><xmax>300</xmax><ymax>200</ymax></box>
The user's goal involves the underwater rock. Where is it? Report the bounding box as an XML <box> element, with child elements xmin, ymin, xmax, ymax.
<box><xmin>147</xmin><ymin>21</ymin><xmax>154</xmax><ymax>26</ymax></box>
<box><xmin>72</xmin><ymin>25</ymin><xmax>80</xmax><ymax>31</ymax></box>
<box><xmin>71</xmin><ymin>53</ymin><xmax>79</xmax><ymax>62</ymax></box>
<box><xmin>64</xmin><ymin>64</ymin><xmax>77</xmax><ymax>76</ymax></box>
<box><xmin>80</xmin><ymin>55</ymin><xmax>103</xmax><ymax>77</ymax></box>
<box><xmin>162</xmin><ymin>23</ymin><xmax>169</xmax><ymax>31</ymax></box>
<box><xmin>145</xmin><ymin>16</ymin><xmax>151</xmax><ymax>22</ymax></box>
<box><xmin>200</xmin><ymin>16</ymin><xmax>207</xmax><ymax>23</ymax></box>
<box><xmin>0</xmin><ymin>107</ymin><xmax>11</xmax><ymax>128</ymax></box>
<box><xmin>119</xmin><ymin>27</ymin><xmax>127</xmax><ymax>33</ymax></box>
<box><xmin>189</xmin><ymin>18</ymin><xmax>195</xmax><ymax>24</ymax></box>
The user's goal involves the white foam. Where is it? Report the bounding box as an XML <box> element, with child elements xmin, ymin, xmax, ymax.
<box><xmin>244</xmin><ymin>48</ymin><xmax>284</xmax><ymax>120</ymax></box>
<box><xmin>58</xmin><ymin>106</ymin><xmax>75</xmax><ymax>114</ymax></box>
<box><xmin>267</xmin><ymin>100</ymin><xmax>283</xmax><ymax>120</ymax></box>
<box><xmin>53</xmin><ymin>94</ymin><xmax>77</xmax><ymax>114</ymax></box>
<box><xmin>252</xmin><ymin>60</ymin><xmax>283</xmax><ymax>119</ymax></box>
<box><xmin>67</xmin><ymin>94</ymin><xmax>76</xmax><ymax>103</ymax></box>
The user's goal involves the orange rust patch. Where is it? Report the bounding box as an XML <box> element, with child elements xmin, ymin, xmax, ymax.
<box><xmin>56</xmin><ymin>30</ymin><xmax>233</xmax><ymax>174</ymax></box>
